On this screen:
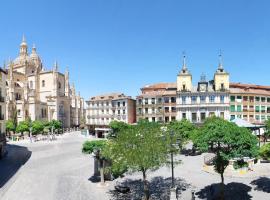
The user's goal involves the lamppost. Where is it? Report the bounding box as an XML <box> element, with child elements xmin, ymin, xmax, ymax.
<box><xmin>29</xmin><ymin>127</ymin><xmax>33</xmax><ymax>143</ymax></box>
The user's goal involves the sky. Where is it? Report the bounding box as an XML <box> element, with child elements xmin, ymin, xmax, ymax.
<box><xmin>0</xmin><ymin>0</ymin><xmax>270</xmax><ymax>99</ymax></box>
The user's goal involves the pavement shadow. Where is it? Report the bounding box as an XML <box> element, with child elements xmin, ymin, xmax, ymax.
<box><xmin>250</xmin><ymin>177</ymin><xmax>270</xmax><ymax>193</ymax></box>
<box><xmin>88</xmin><ymin>175</ymin><xmax>100</xmax><ymax>183</ymax></box>
<box><xmin>0</xmin><ymin>144</ymin><xmax>32</xmax><ymax>188</ymax></box>
<box><xmin>196</xmin><ymin>182</ymin><xmax>252</xmax><ymax>200</ymax></box>
<box><xmin>108</xmin><ymin>176</ymin><xmax>190</xmax><ymax>200</ymax></box>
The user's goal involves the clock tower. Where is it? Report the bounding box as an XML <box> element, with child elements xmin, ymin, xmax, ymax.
<box><xmin>177</xmin><ymin>54</ymin><xmax>192</xmax><ymax>92</ymax></box>
<box><xmin>198</xmin><ymin>73</ymin><xmax>208</xmax><ymax>92</ymax></box>
<box><xmin>214</xmin><ymin>53</ymin><xmax>229</xmax><ymax>91</ymax></box>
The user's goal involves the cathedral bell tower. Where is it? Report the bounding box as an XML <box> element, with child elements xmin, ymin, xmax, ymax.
<box><xmin>177</xmin><ymin>54</ymin><xmax>192</xmax><ymax>92</ymax></box>
<box><xmin>214</xmin><ymin>53</ymin><xmax>229</xmax><ymax>91</ymax></box>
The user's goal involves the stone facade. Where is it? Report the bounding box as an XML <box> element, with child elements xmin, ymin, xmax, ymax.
<box><xmin>5</xmin><ymin>36</ymin><xmax>83</xmax><ymax>128</ymax></box>
<box><xmin>177</xmin><ymin>55</ymin><xmax>230</xmax><ymax>123</ymax></box>
<box><xmin>0</xmin><ymin>68</ymin><xmax>6</xmax><ymax>134</ymax></box>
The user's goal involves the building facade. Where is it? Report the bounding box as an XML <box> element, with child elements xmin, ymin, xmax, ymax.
<box><xmin>0</xmin><ymin>68</ymin><xmax>6</xmax><ymax>134</ymax></box>
<box><xmin>86</xmin><ymin>93</ymin><xmax>136</xmax><ymax>137</ymax></box>
<box><xmin>176</xmin><ymin>56</ymin><xmax>230</xmax><ymax>123</ymax></box>
<box><xmin>70</xmin><ymin>84</ymin><xmax>85</xmax><ymax>127</ymax></box>
<box><xmin>229</xmin><ymin>83</ymin><xmax>270</xmax><ymax>124</ymax></box>
<box><xmin>5</xmin><ymin>36</ymin><xmax>82</xmax><ymax>128</ymax></box>
<box><xmin>136</xmin><ymin>83</ymin><xmax>177</xmax><ymax>123</ymax></box>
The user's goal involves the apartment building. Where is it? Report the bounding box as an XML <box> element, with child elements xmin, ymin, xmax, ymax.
<box><xmin>136</xmin><ymin>83</ymin><xmax>177</xmax><ymax>123</ymax></box>
<box><xmin>0</xmin><ymin>67</ymin><xmax>7</xmax><ymax>158</ymax></box>
<box><xmin>229</xmin><ymin>83</ymin><xmax>270</xmax><ymax>124</ymax></box>
<box><xmin>86</xmin><ymin>93</ymin><xmax>136</xmax><ymax>137</ymax></box>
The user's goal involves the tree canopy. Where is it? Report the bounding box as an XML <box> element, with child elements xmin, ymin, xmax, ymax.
<box><xmin>103</xmin><ymin>120</ymin><xmax>170</xmax><ymax>200</ymax></box>
<box><xmin>194</xmin><ymin>117</ymin><xmax>258</xmax><ymax>199</ymax></box>
<box><xmin>6</xmin><ymin>119</ymin><xmax>16</xmax><ymax>132</ymax></box>
<box><xmin>31</xmin><ymin>120</ymin><xmax>44</xmax><ymax>135</ymax></box>
<box><xmin>16</xmin><ymin>120</ymin><xmax>30</xmax><ymax>134</ymax></box>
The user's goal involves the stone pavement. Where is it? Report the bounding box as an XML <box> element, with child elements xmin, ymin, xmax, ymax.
<box><xmin>1</xmin><ymin>132</ymin><xmax>270</xmax><ymax>200</ymax></box>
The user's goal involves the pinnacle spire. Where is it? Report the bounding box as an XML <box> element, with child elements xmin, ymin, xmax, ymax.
<box><xmin>182</xmin><ymin>51</ymin><xmax>187</xmax><ymax>70</ymax></box>
<box><xmin>54</xmin><ymin>61</ymin><xmax>58</xmax><ymax>71</ymax></box>
<box><xmin>218</xmin><ymin>50</ymin><xmax>223</xmax><ymax>70</ymax></box>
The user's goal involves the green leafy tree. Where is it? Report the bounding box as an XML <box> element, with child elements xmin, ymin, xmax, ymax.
<box><xmin>166</xmin><ymin>119</ymin><xmax>196</xmax><ymax>149</ymax></box>
<box><xmin>16</xmin><ymin>120</ymin><xmax>30</xmax><ymax>135</ymax></box>
<box><xmin>103</xmin><ymin>120</ymin><xmax>170</xmax><ymax>200</ymax></box>
<box><xmin>264</xmin><ymin>119</ymin><xmax>270</xmax><ymax>143</ymax></box>
<box><xmin>259</xmin><ymin>143</ymin><xmax>270</xmax><ymax>160</ymax></box>
<box><xmin>82</xmin><ymin>140</ymin><xmax>107</xmax><ymax>154</ymax></box>
<box><xmin>194</xmin><ymin>117</ymin><xmax>258</xmax><ymax>199</ymax></box>
<box><xmin>6</xmin><ymin>119</ymin><xmax>16</xmax><ymax>135</ymax></box>
<box><xmin>31</xmin><ymin>120</ymin><xmax>44</xmax><ymax>135</ymax></box>
<box><xmin>108</xmin><ymin>120</ymin><xmax>131</xmax><ymax>139</ymax></box>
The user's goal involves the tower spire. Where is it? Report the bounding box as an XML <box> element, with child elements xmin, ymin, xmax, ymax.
<box><xmin>218</xmin><ymin>50</ymin><xmax>223</xmax><ymax>70</ymax></box>
<box><xmin>54</xmin><ymin>60</ymin><xmax>58</xmax><ymax>71</ymax></box>
<box><xmin>182</xmin><ymin>51</ymin><xmax>187</xmax><ymax>71</ymax></box>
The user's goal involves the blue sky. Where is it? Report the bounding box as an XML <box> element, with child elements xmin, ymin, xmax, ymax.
<box><xmin>0</xmin><ymin>0</ymin><xmax>269</xmax><ymax>99</ymax></box>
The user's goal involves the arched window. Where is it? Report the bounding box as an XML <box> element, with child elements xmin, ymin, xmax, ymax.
<box><xmin>30</xmin><ymin>81</ymin><xmax>33</xmax><ymax>89</ymax></box>
<box><xmin>42</xmin><ymin>80</ymin><xmax>45</xmax><ymax>87</ymax></box>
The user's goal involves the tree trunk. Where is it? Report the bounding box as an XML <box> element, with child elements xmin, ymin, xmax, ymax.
<box><xmin>142</xmin><ymin>170</ymin><xmax>150</xmax><ymax>200</ymax></box>
<box><xmin>220</xmin><ymin>173</ymin><xmax>225</xmax><ymax>200</ymax></box>
<box><xmin>100</xmin><ymin>159</ymin><xmax>105</xmax><ymax>184</ymax></box>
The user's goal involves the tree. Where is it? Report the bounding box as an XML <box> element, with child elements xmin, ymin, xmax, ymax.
<box><xmin>103</xmin><ymin>120</ymin><xmax>170</xmax><ymax>200</ymax></box>
<box><xmin>82</xmin><ymin>140</ymin><xmax>107</xmax><ymax>154</ymax></box>
<box><xmin>108</xmin><ymin>120</ymin><xmax>131</xmax><ymax>139</ymax></box>
<box><xmin>6</xmin><ymin>119</ymin><xmax>16</xmax><ymax>136</ymax></box>
<box><xmin>49</xmin><ymin>120</ymin><xmax>62</xmax><ymax>131</ymax></box>
<box><xmin>31</xmin><ymin>120</ymin><xmax>44</xmax><ymax>135</ymax></box>
<box><xmin>166</xmin><ymin>119</ymin><xmax>196</xmax><ymax>149</ymax></box>
<box><xmin>264</xmin><ymin>118</ymin><xmax>270</xmax><ymax>143</ymax></box>
<box><xmin>16</xmin><ymin>120</ymin><xmax>30</xmax><ymax>135</ymax></box>
<box><xmin>194</xmin><ymin>117</ymin><xmax>258</xmax><ymax>200</ymax></box>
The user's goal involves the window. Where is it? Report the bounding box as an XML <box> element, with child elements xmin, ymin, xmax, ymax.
<box><xmin>237</xmin><ymin>105</ymin><xmax>242</xmax><ymax>112</ymax></box>
<box><xmin>220</xmin><ymin>95</ymin><xmax>225</xmax><ymax>103</ymax></box>
<box><xmin>250</xmin><ymin>115</ymin><xmax>254</xmax><ymax>119</ymax></box>
<box><xmin>145</xmin><ymin>108</ymin><xmax>148</xmax><ymax>114</ymax></box>
<box><xmin>123</xmin><ymin>102</ymin><xmax>125</xmax><ymax>107</ymax></box>
<box><xmin>255</xmin><ymin>96</ymin><xmax>260</xmax><ymax>102</ymax></box>
<box><xmin>58</xmin><ymin>82</ymin><xmax>61</xmax><ymax>89</ymax></box>
<box><xmin>123</xmin><ymin>109</ymin><xmax>126</xmax><ymax>114</ymax></box>
<box><xmin>138</xmin><ymin>99</ymin><xmax>142</xmax><ymax>105</ymax></box>
<box><xmin>255</xmin><ymin>115</ymin><xmax>260</xmax><ymax>120</ymax></box>
<box><xmin>164</xmin><ymin>97</ymin><xmax>169</xmax><ymax>103</ymax></box>
<box><xmin>267</xmin><ymin>107</ymin><xmax>270</xmax><ymax>113</ymax></box>
<box><xmin>145</xmin><ymin>98</ymin><xmax>148</xmax><ymax>104</ymax></box>
<box><xmin>210</xmin><ymin>95</ymin><xmax>215</xmax><ymax>103</ymax></box>
<box><xmin>165</xmin><ymin>107</ymin><xmax>169</xmax><ymax>113</ymax></box>
<box><xmin>151</xmin><ymin>98</ymin><xmax>155</xmax><ymax>104</ymax></box>
<box><xmin>118</xmin><ymin>102</ymin><xmax>120</xmax><ymax>107</ymax></box>
<box><xmin>158</xmin><ymin>117</ymin><xmax>163</xmax><ymax>122</ymax></box>
<box><xmin>30</xmin><ymin>81</ymin><xmax>33</xmax><ymax>89</ymax></box>
<box><xmin>261</xmin><ymin>106</ymin><xmax>266</xmax><ymax>113</ymax></box>
<box><xmin>261</xmin><ymin>97</ymin><xmax>266</xmax><ymax>102</ymax></box>
<box><xmin>17</xmin><ymin>109</ymin><xmax>21</xmax><ymax>116</ymax></box>
<box><xmin>237</xmin><ymin>96</ymin><xmax>242</xmax><ymax>100</ymax></box>
<box><xmin>261</xmin><ymin>115</ymin><xmax>266</xmax><ymax>121</ymax></box>
<box><xmin>221</xmin><ymin>83</ymin><xmax>224</xmax><ymax>90</ymax></box>
<box><xmin>151</xmin><ymin>107</ymin><xmax>155</xmax><ymax>114</ymax></box>
<box><xmin>191</xmin><ymin>96</ymin><xmax>197</xmax><ymax>103</ymax></box>
<box><xmin>182</xmin><ymin>84</ymin><xmax>186</xmax><ymax>91</ymax></box>
<box><xmin>230</xmin><ymin>96</ymin><xmax>235</xmax><ymax>102</ymax></box>
<box><xmin>157</xmin><ymin>107</ymin><xmax>162</xmax><ymax>113</ymax></box>
<box><xmin>200</xmin><ymin>96</ymin><xmax>206</xmax><ymax>103</ymax></box>
<box><xmin>268</xmin><ymin>98</ymin><xmax>270</xmax><ymax>103</ymax></box>
<box><xmin>200</xmin><ymin>113</ymin><xmax>206</xmax><ymax>122</ymax></box>
<box><xmin>243</xmin><ymin>96</ymin><xmax>248</xmax><ymax>101</ymax></box>
<box><xmin>171</xmin><ymin>116</ymin><xmax>176</xmax><ymax>121</ymax></box>
<box><xmin>138</xmin><ymin>108</ymin><xmax>142</xmax><ymax>114</ymax></box>
<box><xmin>171</xmin><ymin>97</ymin><xmax>176</xmax><ymax>103</ymax></box>
<box><xmin>171</xmin><ymin>107</ymin><xmax>176</xmax><ymax>112</ymax></box>
<box><xmin>165</xmin><ymin>117</ymin><xmax>169</xmax><ymax>123</ymax></box>
<box><xmin>255</xmin><ymin>106</ymin><xmax>260</xmax><ymax>112</ymax></box>
<box><xmin>243</xmin><ymin>105</ymin><xmax>248</xmax><ymax>112</ymax></box>
<box><xmin>157</xmin><ymin>98</ymin><xmax>162</xmax><ymax>104</ymax></box>
<box><xmin>192</xmin><ymin>113</ymin><xmax>197</xmax><ymax>122</ymax></box>
<box><xmin>42</xmin><ymin>80</ymin><xmax>45</xmax><ymax>87</ymax></box>
<box><xmin>118</xmin><ymin>110</ymin><xmax>120</xmax><ymax>115</ymax></box>
<box><xmin>220</xmin><ymin>112</ymin><xmax>224</xmax><ymax>119</ymax></box>
<box><xmin>182</xmin><ymin>96</ymin><xmax>186</xmax><ymax>104</ymax></box>
<box><xmin>152</xmin><ymin>117</ymin><xmax>155</xmax><ymax>122</ymax></box>
<box><xmin>209</xmin><ymin>112</ymin><xmax>215</xmax><ymax>117</ymax></box>
<box><xmin>182</xmin><ymin>113</ymin><xmax>186</xmax><ymax>119</ymax></box>
<box><xmin>249</xmin><ymin>96</ymin><xmax>254</xmax><ymax>102</ymax></box>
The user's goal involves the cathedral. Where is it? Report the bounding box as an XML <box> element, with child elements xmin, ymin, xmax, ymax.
<box><xmin>5</xmin><ymin>36</ymin><xmax>84</xmax><ymax>128</ymax></box>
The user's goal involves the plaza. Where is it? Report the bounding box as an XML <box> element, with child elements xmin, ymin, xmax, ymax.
<box><xmin>1</xmin><ymin>132</ymin><xmax>270</xmax><ymax>200</ymax></box>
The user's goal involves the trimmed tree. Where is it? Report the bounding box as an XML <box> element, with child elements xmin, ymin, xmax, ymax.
<box><xmin>264</xmin><ymin>118</ymin><xmax>270</xmax><ymax>143</ymax></box>
<box><xmin>108</xmin><ymin>120</ymin><xmax>131</xmax><ymax>139</ymax></box>
<box><xmin>194</xmin><ymin>117</ymin><xmax>258</xmax><ymax>199</ymax></box>
<box><xmin>6</xmin><ymin>119</ymin><xmax>16</xmax><ymax>136</ymax></box>
<box><xmin>104</xmin><ymin>120</ymin><xmax>170</xmax><ymax>200</ymax></box>
<box><xmin>16</xmin><ymin>120</ymin><xmax>30</xmax><ymax>136</ymax></box>
<box><xmin>31</xmin><ymin>120</ymin><xmax>44</xmax><ymax>135</ymax></box>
